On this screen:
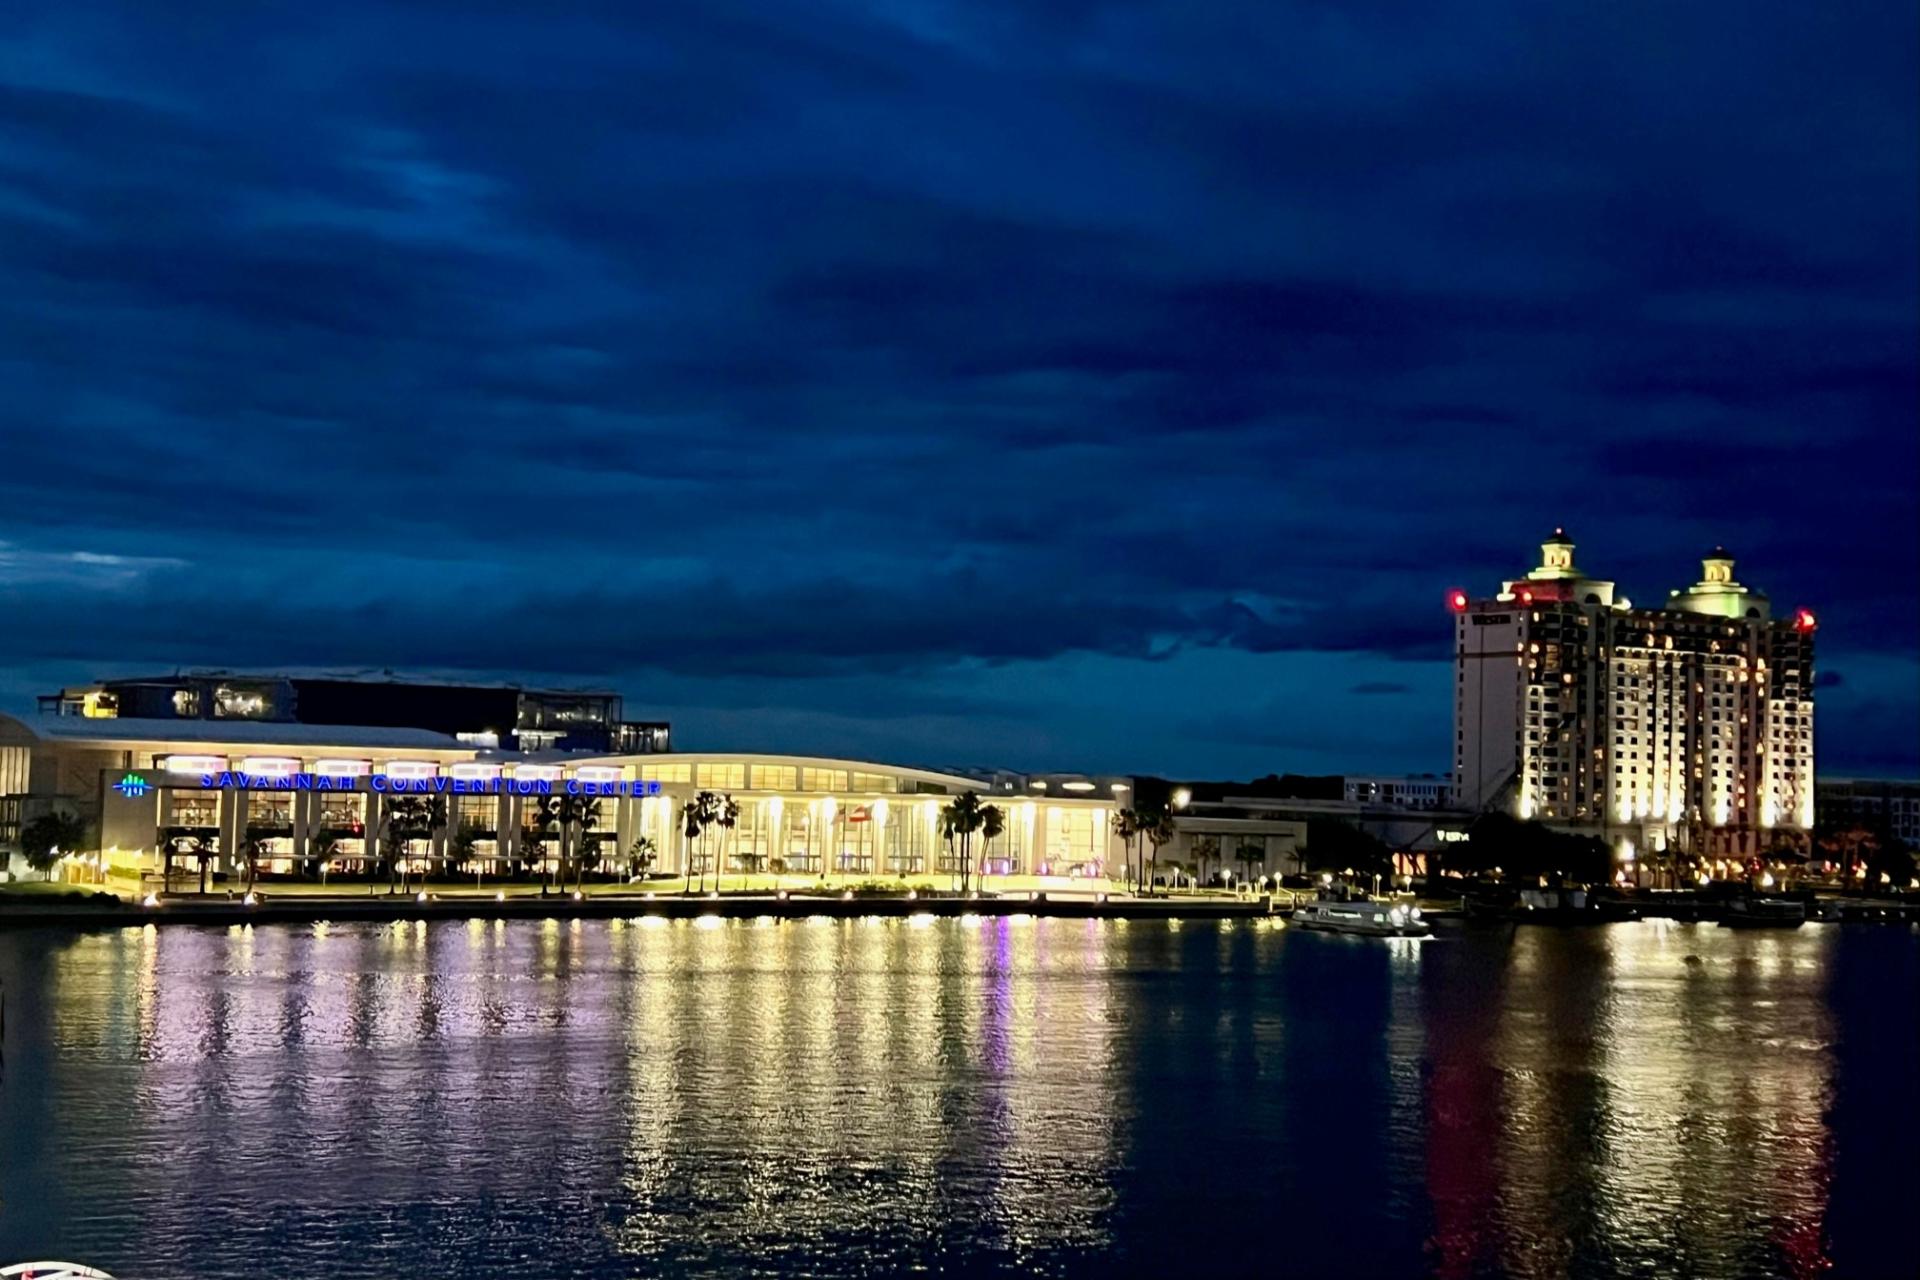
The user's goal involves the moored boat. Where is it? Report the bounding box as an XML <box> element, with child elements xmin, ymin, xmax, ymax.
<box><xmin>1719</xmin><ymin>896</ymin><xmax>1807</xmax><ymax>929</ymax></box>
<box><xmin>1292</xmin><ymin>888</ymin><xmax>1430</xmax><ymax>937</ymax></box>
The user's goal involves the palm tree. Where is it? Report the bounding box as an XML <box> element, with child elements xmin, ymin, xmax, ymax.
<box><xmin>181</xmin><ymin>836</ymin><xmax>216</xmax><ymax>898</ymax></box>
<box><xmin>1190</xmin><ymin>834</ymin><xmax>1221</xmax><ymax>888</ymax></box>
<box><xmin>162</xmin><ymin>832</ymin><xmax>206</xmax><ymax>894</ymax></box>
<box><xmin>575</xmin><ymin>831</ymin><xmax>601</xmax><ymax>890</ymax></box>
<box><xmin>977</xmin><ymin>803</ymin><xmax>1005</xmax><ymax>885</ymax></box>
<box><xmin>627</xmin><ymin>834</ymin><xmax>658</xmax><ymax>882</ymax></box>
<box><xmin>713</xmin><ymin>794</ymin><xmax>741</xmax><ymax>892</ymax></box>
<box><xmin>1110</xmin><ymin>808</ymin><xmax>1145</xmax><ymax>893</ymax></box>
<box><xmin>545</xmin><ymin>793</ymin><xmax>603</xmax><ymax>892</ymax></box>
<box><xmin>1142</xmin><ymin>806</ymin><xmax>1176</xmax><ymax>897</ymax></box>
<box><xmin>381</xmin><ymin>797</ymin><xmax>419</xmax><ymax>894</ymax></box>
<box><xmin>940</xmin><ymin>792</ymin><xmax>985</xmax><ymax>893</ymax></box>
<box><xmin>158</xmin><ymin>832</ymin><xmax>214</xmax><ymax>894</ymax></box>
<box><xmin>681</xmin><ymin>793</ymin><xmax>716</xmax><ymax>894</ymax></box>
<box><xmin>449</xmin><ymin>828</ymin><xmax>481</xmax><ymax>887</ymax></box>
<box><xmin>423</xmin><ymin>795</ymin><xmax>449</xmax><ymax>883</ymax></box>
<box><xmin>308</xmin><ymin>829</ymin><xmax>340</xmax><ymax>884</ymax></box>
<box><xmin>523</xmin><ymin>803</ymin><xmax>559</xmax><ymax>894</ymax></box>
<box><xmin>240</xmin><ymin>823</ymin><xmax>272</xmax><ymax>896</ymax></box>
<box><xmin>1235</xmin><ymin>841</ymin><xmax>1265</xmax><ymax>887</ymax></box>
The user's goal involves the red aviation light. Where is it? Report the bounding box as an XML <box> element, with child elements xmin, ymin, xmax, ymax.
<box><xmin>1447</xmin><ymin>590</ymin><xmax>1469</xmax><ymax>613</ymax></box>
<box><xmin>1518</xmin><ymin>587</ymin><xmax>1535</xmax><ymax>605</ymax></box>
<box><xmin>1794</xmin><ymin>608</ymin><xmax>1817</xmax><ymax>632</ymax></box>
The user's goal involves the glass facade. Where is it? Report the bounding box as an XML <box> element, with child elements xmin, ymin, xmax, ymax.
<box><xmin>81</xmin><ymin>750</ymin><xmax>1117</xmax><ymax>885</ymax></box>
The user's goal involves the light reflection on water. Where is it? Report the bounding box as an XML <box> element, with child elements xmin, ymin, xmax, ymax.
<box><xmin>0</xmin><ymin>918</ymin><xmax>1913</xmax><ymax>1278</ymax></box>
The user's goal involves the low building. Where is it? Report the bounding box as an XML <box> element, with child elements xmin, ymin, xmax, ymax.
<box><xmin>1816</xmin><ymin>778</ymin><xmax>1920</xmax><ymax>848</ymax></box>
<box><xmin>0</xmin><ymin>712</ymin><xmax>1125</xmax><ymax>886</ymax></box>
<box><xmin>1341</xmin><ymin>774</ymin><xmax>1452</xmax><ymax>811</ymax></box>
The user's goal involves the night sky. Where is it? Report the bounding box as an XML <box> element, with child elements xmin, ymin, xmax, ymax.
<box><xmin>1</xmin><ymin>3</ymin><xmax>1914</xmax><ymax>778</ymax></box>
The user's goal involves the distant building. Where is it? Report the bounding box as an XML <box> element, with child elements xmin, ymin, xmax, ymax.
<box><xmin>1816</xmin><ymin>778</ymin><xmax>1920</xmax><ymax>848</ymax></box>
<box><xmin>1452</xmin><ymin>531</ymin><xmax>1816</xmax><ymax>858</ymax></box>
<box><xmin>1341</xmin><ymin>774</ymin><xmax>1451</xmax><ymax>811</ymax></box>
<box><xmin>38</xmin><ymin>670</ymin><xmax>671</xmax><ymax>755</ymax></box>
<box><xmin>1127</xmin><ymin>777</ymin><xmax>1469</xmax><ymax>879</ymax></box>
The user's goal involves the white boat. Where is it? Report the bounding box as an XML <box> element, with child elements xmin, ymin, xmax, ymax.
<box><xmin>1719</xmin><ymin>896</ymin><xmax>1808</xmax><ymax>929</ymax></box>
<box><xmin>1291</xmin><ymin>891</ymin><xmax>1430</xmax><ymax>937</ymax></box>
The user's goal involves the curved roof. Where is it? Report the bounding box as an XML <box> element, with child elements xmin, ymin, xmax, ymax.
<box><xmin>1544</xmin><ymin>527</ymin><xmax>1574</xmax><ymax>545</ymax></box>
<box><xmin>0</xmin><ymin>712</ymin><xmax>469</xmax><ymax>753</ymax></box>
<box><xmin>558</xmin><ymin>749</ymin><xmax>988</xmax><ymax>792</ymax></box>
<box><xmin>0</xmin><ymin>718</ymin><xmax>1062</xmax><ymax>795</ymax></box>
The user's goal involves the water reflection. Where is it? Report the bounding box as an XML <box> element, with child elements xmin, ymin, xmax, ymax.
<box><xmin>0</xmin><ymin>919</ymin><xmax>1913</xmax><ymax>1278</ymax></box>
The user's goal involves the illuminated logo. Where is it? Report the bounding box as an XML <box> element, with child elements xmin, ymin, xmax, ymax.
<box><xmin>113</xmin><ymin>773</ymin><xmax>150</xmax><ymax>799</ymax></box>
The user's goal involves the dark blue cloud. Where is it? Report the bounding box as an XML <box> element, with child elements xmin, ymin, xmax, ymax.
<box><xmin>0</xmin><ymin>0</ymin><xmax>1914</xmax><ymax>775</ymax></box>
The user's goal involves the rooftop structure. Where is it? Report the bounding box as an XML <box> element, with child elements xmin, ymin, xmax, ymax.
<box><xmin>37</xmin><ymin>669</ymin><xmax>670</xmax><ymax>755</ymax></box>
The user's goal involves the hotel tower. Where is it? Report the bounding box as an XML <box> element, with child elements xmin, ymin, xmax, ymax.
<box><xmin>1452</xmin><ymin>531</ymin><xmax>1816</xmax><ymax>859</ymax></box>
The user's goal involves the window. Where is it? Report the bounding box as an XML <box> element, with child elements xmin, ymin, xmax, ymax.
<box><xmin>166</xmin><ymin>791</ymin><xmax>218</xmax><ymax>829</ymax></box>
<box><xmin>317</xmin><ymin>794</ymin><xmax>366</xmax><ymax>831</ymax></box>
<box><xmin>750</xmin><ymin>765</ymin><xmax>798</xmax><ymax>791</ymax></box>
<box><xmin>639</xmin><ymin>762</ymin><xmax>692</xmax><ymax>784</ymax></box>
<box><xmin>245</xmin><ymin>793</ymin><xmax>294</xmax><ymax>828</ymax></box>
<box><xmin>801</xmin><ymin>768</ymin><xmax>850</xmax><ymax>792</ymax></box>
<box><xmin>694</xmin><ymin>763</ymin><xmax>746</xmax><ymax>790</ymax></box>
<box><xmin>457</xmin><ymin>795</ymin><xmax>497</xmax><ymax>831</ymax></box>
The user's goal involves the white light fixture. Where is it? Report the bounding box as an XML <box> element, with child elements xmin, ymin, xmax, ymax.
<box><xmin>1062</xmin><ymin>781</ymin><xmax>1095</xmax><ymax>792</ymax></box>
<box><xmin>239</xmin><ymin>756</ymin><xmax>299</xmax><ymax>776</ymax></box>
<box><xmin>512</xmin><ymin>763</ymin><xmax>563</xmax><ymax>782</ymax></box>
<box><xmin>384</xmin><ymin>760</ymin><xmax>438</xmax><ymax>780</ymax></box>
<box><xmin>314</xmin><ymin>758</ymin><xmax>371</xmax><ymax>777</ymax></box>
<box><xmin>449</xmin><ymin>761</ymin><xmax>502</xmax><ymax>781</ymax></box>
<box><xmin>162</xmin><ymin>754</ymin><xmax>227</xmax><ymax>774</ymax></box>
<box><xmin>571</xmin><ymin>765</ymin><xmax>622</xmax><ymax>783</ymax></box>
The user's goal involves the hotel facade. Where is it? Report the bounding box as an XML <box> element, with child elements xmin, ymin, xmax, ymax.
<box><xmin>1452</xmin><ymin>531</ymin><xmax>1817</xmax><ymax>859</ymax></box>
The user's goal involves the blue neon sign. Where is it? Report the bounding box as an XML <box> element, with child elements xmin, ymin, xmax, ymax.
<box><xmin>196</xmin><ymin>772</ymin><xmax>663</xmax><ymax>798</ymax></box>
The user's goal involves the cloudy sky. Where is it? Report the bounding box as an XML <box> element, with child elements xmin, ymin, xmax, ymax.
<box><xmin>1</xmin><ymin>1</ymin><xmax>1914</xmax><ymax>777</ymax></box>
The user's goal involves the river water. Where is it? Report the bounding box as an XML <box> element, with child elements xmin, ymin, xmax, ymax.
<box><xmin>0</xmin><ymin>916</ymin><xmax>1913</xmax><ymax>1279</ymax></box>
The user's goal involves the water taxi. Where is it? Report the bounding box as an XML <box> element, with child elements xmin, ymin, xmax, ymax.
<box><xmin>1719</xmin><ymin>896</ymin><xmax>1808</xmax><ymax>929</ymax></box>
<box><xmin>1291</xmin><ymin>889</ymin><xmax>1430</xmax><ymax>937</ymax></box>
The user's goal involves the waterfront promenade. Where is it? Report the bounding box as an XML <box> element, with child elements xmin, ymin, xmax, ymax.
<box><xmin>0</xmin><ymin>879</ymin><xmax>1280</xmax><ymax>929</ymax></box>
<box><xmin>5</xmin><ymin>879</ymin><xmax>1918</xmax><ymax>930</ymax></box>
